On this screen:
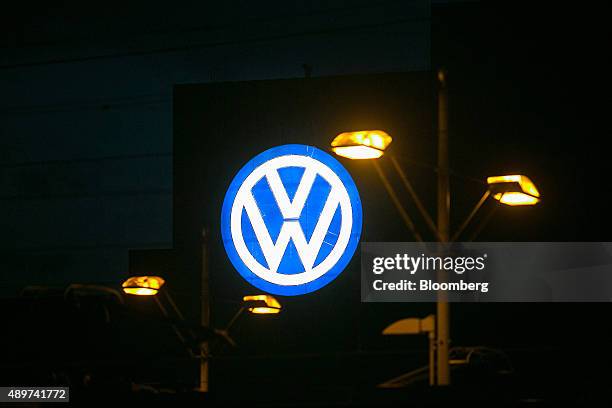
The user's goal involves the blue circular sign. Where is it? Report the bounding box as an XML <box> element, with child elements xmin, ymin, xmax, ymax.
<box><xmin>221</xmin><ymin>144</ymin><xmax>362</xmax><ymax>296</ymax></box>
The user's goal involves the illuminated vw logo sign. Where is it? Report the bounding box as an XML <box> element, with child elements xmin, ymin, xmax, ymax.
<box><xmin>221</xmin><ymin>144</ymin><xmax>362</xmax><ymax>295</ymax></box>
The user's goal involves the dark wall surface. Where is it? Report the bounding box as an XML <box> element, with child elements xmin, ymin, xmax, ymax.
<box><xmin>173</xmin><ymin>70</ymin><xmax>435</xmax><ymax>325</ymax></box>
<box><xmin>172</xmin><ymin>1</ymin><xmax>612</xmax><ymax>398</ymax></box>
<box><xmin>0</xmin><ymin>0</ymin><xmax>429</xmax><ymax>295</ymax></box>
<box><xmin>173</xmin><ymin>71</ymin><xmax>440</xmax><ymax>399</ymax></box>
<box><xmin>172</xmin><ymin>67</ymin><xmax>611</xmax><ymax>400</ymax></box>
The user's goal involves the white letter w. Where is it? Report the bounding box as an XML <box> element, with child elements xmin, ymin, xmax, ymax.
<box><xmin>242</xmin><ymin>167</ymin><xmax>339</xmax><ymax>273</ymax></box>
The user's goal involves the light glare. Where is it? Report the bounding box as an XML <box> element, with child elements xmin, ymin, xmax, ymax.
<box><xmin>123</xmin><ymin>287</ymin><xmax>159</xmax><ymax>296</ymax></box>
<box><xmin>495</xmin><ymin>192</ymin><xmax>540</xmax><ymax>206</ymax></box>
<box><xmin>332</xmin><ymin>146</ymin><xmax>384</xmax><ymax>160</ymax></box>
<box><xmin>249</xmin><ymin>307</ymin><xmax>281</xmax><ymax>314</ymax></box>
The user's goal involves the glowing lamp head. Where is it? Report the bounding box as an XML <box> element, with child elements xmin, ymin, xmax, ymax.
<box><xmin>242</xmin><ymin>294</ymin><xmax>282</xmax><ymax>314</ymax></box>
<box><xmin>331</xmin><ymin>130</ymin><xmax>392</xmax><ymax>159</ymax></box>
<box><xmin>487</xmin><ymin>175</ymin><xmax>540</xmax><ymax>206</ymax></box>
<box><xmin>122</xmin><ymin>276</ymin><xmax>165</xmax><ymax>296</ymax></box>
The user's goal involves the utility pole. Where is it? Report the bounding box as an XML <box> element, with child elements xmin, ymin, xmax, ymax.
<box><xmin>199</xmin><ymin>228</ymin><xmax>210</xmax><ymax>392</ymax></box>
<box><xmin>436</xmin><ymin>69</ymin><xmax>451</xmax><ymax>385</ymax></box>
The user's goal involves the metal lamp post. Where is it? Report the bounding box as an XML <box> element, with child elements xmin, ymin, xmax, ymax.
<box><xmin>435</xmin><ymin>69</ymin><xmax>451</xmax><ymax>385</ymax></box>
<box><xmin>122</xmin><ymin>272</ymin><xmax>281</xmax><ymax>392</ymax></box>
<box><xmin>330</xmin><ymin>69</ymin><xmax>540</xmax><ymax>385</ymax></box>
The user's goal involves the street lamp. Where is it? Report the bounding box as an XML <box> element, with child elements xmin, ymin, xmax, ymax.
<box><xmin>122</xmin><ymin>275</ymin><xmax>165</xmax><ymax>296</ymax></box>
<box><xmin>331</xmin><ymin>130</ymin><xmax>392</xmax><ymax>159</ymax></box>
<box><xmin>487</xmin><ymin>174</ymin><xmax>540</xmax><ymax>206</ymax></box>
<box><xmin>122</xmin><ymin>274</ymin><xmax>281</xmax><ymax>392</ymax></box>
<box><xmin>223</xmin><ymin>294</ymin><xmax>282</xmax><ymax>333</ymax></box>
<box><xmin>215</xmin><ymin>295</ymin><xmax>282</xmax><ymax>350</ymax></box>
<box><xmin>122</xmin><ymin>275</ymin><xmax>193</xmax><ymax>340</ymax></box>
<box><xmin>382</xmin><ymin>315</ymin><xmax>436</xmax><ymax>386</ymax></box>
<box><xmin>330</xmin><ymin>71</ymin><xmax>541</xmax><ymax>386</ymax></box>
<box><xmin>243</xmin><ymin>294</ymin><xmax>282</xmax><ymax>314</ymax></box>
